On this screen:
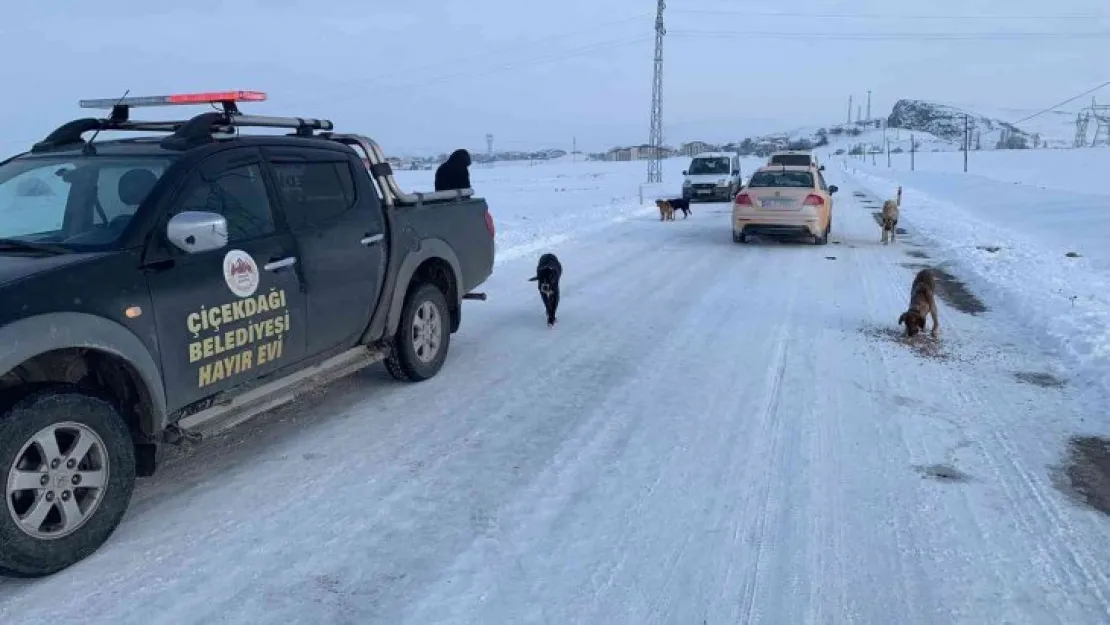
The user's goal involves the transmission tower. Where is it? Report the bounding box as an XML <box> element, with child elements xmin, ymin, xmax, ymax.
<box><xmin>1091</xmin><ymin>98</ymin><xmax>1110</xmax><ymax>147</ymax></box>
<box><xmin>486</xmin><ymin>134</ymin><xmax>494</xmax><ymax>157</ymax></box>
<box><xmin>646</xmin><ymin>0</ymin><xmax>666</xmax><ymax>183</ymax></box>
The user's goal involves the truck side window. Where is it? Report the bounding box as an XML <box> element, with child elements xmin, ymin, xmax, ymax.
<box><xmin>270</xmin><ymin>161</ymin><xmax>357</xmax><ymax>231</ymax></box>
<box><xmin>174</xmin><ymin>163</ymin><xmax>276</xmax><ymax>242</ymax></box>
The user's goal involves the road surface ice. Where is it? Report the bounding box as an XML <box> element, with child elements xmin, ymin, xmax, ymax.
<box><xmin>3</xmin><ymin>159</ymin><xmax>1110</xmax><ymax>624</ymax></box>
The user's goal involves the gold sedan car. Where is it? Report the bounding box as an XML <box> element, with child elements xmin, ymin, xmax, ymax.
<box><xmin>731</xmin><ymin>165</ymin><xmax>838</xmax><ymax>245</ymax></box>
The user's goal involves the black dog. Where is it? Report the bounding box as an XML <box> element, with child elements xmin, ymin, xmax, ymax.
<box><xmin>528</xmin><ymin>253</ymin><xmax>562</xmax><ymax>327</ymax></box>
<box><xmin>667</xmin><ymin>198</ymin><xmax>691</xmax><ymax>218</ymax></box>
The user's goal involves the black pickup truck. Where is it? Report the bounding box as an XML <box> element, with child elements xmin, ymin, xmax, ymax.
<box><xmin>0</xmin><ymin>90</ymin><xmax>494</xmax><ymax>577</ymax></box>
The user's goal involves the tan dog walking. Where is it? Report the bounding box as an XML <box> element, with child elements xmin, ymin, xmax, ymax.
<box><xmin>898</xmin><ymin>268</ymin><xmax>940</xmax><ymax>338</ymax></box>
<box><xmin>655</xmin><ymin>199</ymin><xmax>676</xmax><ymax>221</ymax></box>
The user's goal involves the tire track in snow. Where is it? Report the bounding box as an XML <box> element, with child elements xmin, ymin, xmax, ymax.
<box><xmin>397</xmin><ymin>211</ymin><xmax>762</xmax><ymax>623</ymax></box>
<box><xmin>835</xmin><ymin>184</ymin><xmax>938</xmax><ymax>623</ymax></box>
<box><xmin>736</xmin><ymin>326</ymin><xmax>789</xmax><ymax>625</ymax></box>
<box><xmin>951</xmin><ymin>381</ymin><xmax>1110</xmax><ymax>620</ymax></box>
<box><xmin>848</xmin><ymin>176</ymin><xmax>1110</xmax><ymax>623</ymax></box>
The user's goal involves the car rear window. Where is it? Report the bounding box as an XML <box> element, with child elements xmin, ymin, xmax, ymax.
<box><xmin>769</xmin><ymin>154</ymin><xmax>812</xmax><ymax>167</ymax></box>
<box><xmin>747</xmin><ymin>171</ymin><xmax>814</xmax><ymax>188</ymax></box>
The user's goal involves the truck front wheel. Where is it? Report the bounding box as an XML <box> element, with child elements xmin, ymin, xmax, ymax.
<box><xmin>385</xmin><ymin>283</ymin><xmax>451</xmax><ymax>382</ymax></box>
<box><xmin>0</xmin><ymin>385</ymin><xmax>136</xmax><ymax>577</ymax></box>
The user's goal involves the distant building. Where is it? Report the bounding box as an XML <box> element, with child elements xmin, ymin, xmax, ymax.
<box><xmin>680</xmin><ymin>141</ymin><xmax>716</xmax><ymax>157</ymax></box>
<box><xmin>605</xmin><ymin>144</ymin><xmax>678</xmax><ymax>161</ymax></box>
<box><xmin>606</xmin><ymin>147</ymin><xmax>632</xmax><ymax>161</ymax></box>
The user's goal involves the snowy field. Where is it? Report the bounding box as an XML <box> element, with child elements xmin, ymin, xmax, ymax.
<box><xmin>3</xmin><ymin>154</ymin><xmax>1110</xmax><ymax>624</ymax></box>
<box><xmin>844</xmin><ymin>148</ymin><xmax>1110</xmax><ymax>398</ymax></box>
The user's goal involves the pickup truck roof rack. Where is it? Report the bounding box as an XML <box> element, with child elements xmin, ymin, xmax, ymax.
<box><xmin>31</xmin><ymin>90</ymin><xmax>472</xmax><ymax>208</ymax></box>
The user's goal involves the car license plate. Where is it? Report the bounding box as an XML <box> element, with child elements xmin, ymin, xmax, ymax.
<box><xmin>696</xmin><ymin>189</ymin><xmax>711</xmax><ymax>195</ymax></box>
<box><xmin>760</xmin><ymin>196</ymin><xmax>792</xmax><ymax>207</ymax></box>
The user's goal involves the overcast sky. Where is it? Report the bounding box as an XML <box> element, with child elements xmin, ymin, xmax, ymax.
<box><xmin>1</xmin><ymin>0</ymin><xmax>1107</xmax><ymax>156</ymax></box>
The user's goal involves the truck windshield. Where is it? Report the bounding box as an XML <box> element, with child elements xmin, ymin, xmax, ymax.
<box><xmin>688</xmin><ymin>158</ymin><xmax>730</xmax><ymax>175</ymax></box>
<box><xmin>0</xmin><ymin>155</ymin><xmax>174</xmax><ymax>251</ymax></box>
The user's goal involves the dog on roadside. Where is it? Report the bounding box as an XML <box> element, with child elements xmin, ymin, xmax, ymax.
<box><xmin>655</xmin><ymin>198</ymin><xmax>691</xmax><ymax>221</ymax></box>
<box><xmin>655</xmin><ymin>199</ymin><xmax>675</xmax><ymax>221</ymax></box>
<box><xmin>898</xmin><ymin>268</ymin><xmax>940</xmax><ymax>338</ymax></box>
<box><xmin>528</xmin><ymin>253</ymin><xmax>562</xmax><ymax>327</ymax></box>
<box><xmin>667</xmin><ymin>198</ymin><xmax>691</xmax><ymax>219</ymax></box>
<box><xmin>880</xmin><ymin>198</ymin><xmax>900</xmax><ymax>244</ymax></box>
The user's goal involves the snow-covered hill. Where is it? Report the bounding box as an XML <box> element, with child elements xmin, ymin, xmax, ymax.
<box><xmin>888</xmin><ymin>99</ymin><xmax>1038</xmax><ymax>149</ymax></box>
<box><xmin>728</xmin><ymin>98</ymin><xmax>1078</xmax><ymax>157</ymax></box>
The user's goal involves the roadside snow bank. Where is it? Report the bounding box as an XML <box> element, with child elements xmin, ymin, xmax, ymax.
<box><xmin>848</xmin><ymin>165</ymin><xmax>1110</xmax><ymax>394</ymax></box>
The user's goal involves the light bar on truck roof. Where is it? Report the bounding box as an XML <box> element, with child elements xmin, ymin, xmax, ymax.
<box><xmin>78</xmin><ymin>90</ymin><xmax>268</xmax><ymax>109</ymax></box>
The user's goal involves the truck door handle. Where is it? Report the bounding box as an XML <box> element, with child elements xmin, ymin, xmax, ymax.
<box><xmin>361</xmin><ymin>233</ymin><xmax>384</xmax><ymax>246</ymax></box>
<box><xmin>264</xmin><ymin>256</ymin><xmax>297</xmax><ymax>272</ymax></box>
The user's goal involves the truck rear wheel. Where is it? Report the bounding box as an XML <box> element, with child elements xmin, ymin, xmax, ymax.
<box><xmin>0</xmin><ymin>385</ymin><xmax>136</xmax><ymax>577</ymax></box>
<box><xmin>385</xmin><ymin>283</ymin><xmax>451</xmax><ymax>382</ymax></box>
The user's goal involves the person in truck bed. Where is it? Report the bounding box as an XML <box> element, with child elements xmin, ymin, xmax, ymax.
<box><xmin>435</xmin><ymin>148</ymin><xmax>472</xmax><ymax>191</ymax></box>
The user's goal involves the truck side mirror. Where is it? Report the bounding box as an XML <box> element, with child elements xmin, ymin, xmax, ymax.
<box><xmin>819</xmin><ymin>165</ymin><xmax>826</xmax><ymax>171</ymax></box>
<box><xmin>167</xmin><ymin>211</ymin><xmax>229</xmax><ymax>254</ymax></box>
<box><xmin>828</xmin><ymin>185</ymin><xmax>839</xmax><ymax>194</ymax></box>
<box><xmin>681</xmin><ymin>170</ymin><xmax>687</xmax><ymax>175</ymax></box>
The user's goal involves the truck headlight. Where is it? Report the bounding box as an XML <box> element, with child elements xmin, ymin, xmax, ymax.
<box><xmin>683</xmin><ymin>180</ymin><xmax>691</xmax><ymax>187</ymax></box>
<box><xmin>716</xmin><ymin>179</ymin><xmax>728</xmax><ymax>186</ymax></box>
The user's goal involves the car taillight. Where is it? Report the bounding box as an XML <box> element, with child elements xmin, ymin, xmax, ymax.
<box><xmin>484</xmin><ymin>210</ymin><xmax>495</xmax><ymax>237</ymax></box>
<box><xmin>803</xmin><ymin>194</ymin><xmax>824</xmax><ymax>206</ymax></box>
<box><xmin>735</xmin><ymin>193</ymin><xmax>752</xmax><ymax>206</ymax></box>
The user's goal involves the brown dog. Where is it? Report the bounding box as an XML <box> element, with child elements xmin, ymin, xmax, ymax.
<box><xmin>880</xmin><ymin>199</ymin><xmax>900</xmax><ymax>244</ymax></box>
<box><xmin>898</xmin><ymin>268</ymin><xmax>940</xmax><ymax>338</ymax></box>
<box><xmin>655</xmin><ymin>199</ymin><xmax>676</xmax><ymax>221</ymax></box>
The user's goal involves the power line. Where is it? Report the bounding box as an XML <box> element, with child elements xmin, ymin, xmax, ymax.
<box><xmin>365</xmin><ymin>37</ymin><xmax>651</xmax><ymax>97</ymax></box>
<box><xmin>0</xmin><ymin>37</ymin><xmax>654</xmax><ymax>150</ymax></box>
<box><xmin>1013</xmin><ymin>80</ymin><xmax>1110</xmax><ymax>124</ymax></box>
<box><xmin>355</xmin><ymin>14</ymin><xmax>652</xmax><ymax>85</ymax></box>
<box><xmin>671</xmin><ymin>9</ymin><xmax>1110</xmax><ymax>20</ymax></box>
<box><xmin>668</xmin><ymin>30</ymin><xmax>1110</xmax><ymax>40</ymax></box>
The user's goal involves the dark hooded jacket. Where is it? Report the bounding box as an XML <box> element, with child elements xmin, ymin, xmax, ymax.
<box><xmin>434</xmin><ymin>149</ymin><xmax>472</xmax><ymax>191</ymax></box>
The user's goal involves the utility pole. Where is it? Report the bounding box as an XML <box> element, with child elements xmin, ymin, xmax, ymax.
<box><xmin>963</xmin><ymin>114</ymin><xmax>969</xmax><ymax>172</ymax></box>
<box><xmin>866</xmin><ymin>90</ymin><xmax>872</xmax><ymax>122</ymax></box>
<box><xmin>847</xmin><ymin>95</ymin><xmax>853</xmax><ymax>124</ymax></box>
<box><xmin>486</xmin><ymin>134</ymin><xmax>493</xmax><ymax>159</ymax></box>
<box><xmin>572</xmin><ymin>136</ymin><xmax>577</xmax><ymax>163</ymax></box>
<box><xmin>910</xmin><ymin>133</ymin><xmax>916</xmax><ymax>171</ymax></box>
<box><xmin>646</xmin><ymin>0</ymin><xmax>666</xmax><ymax>183</ymax></box>
<box><xmin>886</xmin><ymin>139</ymin><xmax>891</xmax><ymax>167</ymax></box>
<box><xmin>857</xmin><ymin>105</ymin><xmax>862</xmax><ymax>125</ymax></box>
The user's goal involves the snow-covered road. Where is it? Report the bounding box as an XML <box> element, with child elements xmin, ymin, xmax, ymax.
<box><xmin>3</xmin><ymin>165</ymin><xmax>1110</xmax><ymax>624</ymax></box>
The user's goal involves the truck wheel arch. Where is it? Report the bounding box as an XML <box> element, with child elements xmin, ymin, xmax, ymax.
<box><xmin>386</xmin><ymin>239</ymin><xmax>464</xmax><ymax>337</ymax></box>
<box><xmin>0</xmin><ymin>313</ymin><xmax>167</xmax><ymax>439</ymax></box>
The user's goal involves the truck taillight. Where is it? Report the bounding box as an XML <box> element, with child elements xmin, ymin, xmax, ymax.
<box><xmin>803</xmin><ymin>194</ymin><xmax>824</xmax><ymax>206</ymax></box>
<box><xmin>735</xmin><ymin>193</ymin><xmax>752</xmax><ymax>206</ymax></box>
<box><xmin>484</xmin><ymin>210</ymin><xmax>495</xmax><ymax>237</ymax></box>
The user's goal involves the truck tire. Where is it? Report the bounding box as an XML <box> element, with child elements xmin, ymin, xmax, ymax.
<box><xmin>384</xmin><ymin>282</ymin><xmax>451</xmax><ymax>382</ymax></box>
<box><xmin>0</xmin><ymin>385</ymin><xmax>136</xmax><ymax>577</ymax></box>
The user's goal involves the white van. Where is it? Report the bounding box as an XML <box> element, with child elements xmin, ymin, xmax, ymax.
<box><xmin>682</xmin><ymin>152</ymin><xmax>741</xmax><ymax>202</ymax></box>
<box><xmin>767</xmin><ymin>150</ymin><xmax>824</xmax><ymax>171</ymax></box>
